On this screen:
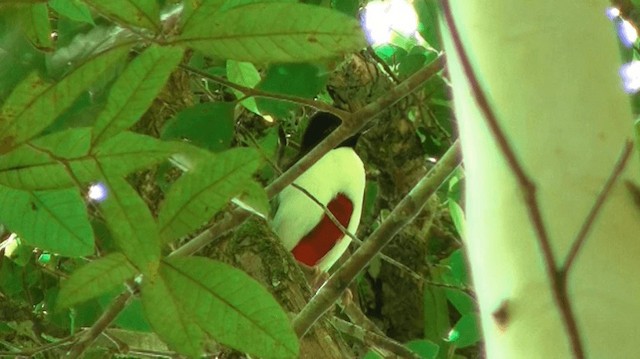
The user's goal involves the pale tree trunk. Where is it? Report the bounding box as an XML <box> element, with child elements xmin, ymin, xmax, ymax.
<box><xmin>440</xmin><ymin>1</ymin><xmax>640</xmax><ymax>358</ymax></box>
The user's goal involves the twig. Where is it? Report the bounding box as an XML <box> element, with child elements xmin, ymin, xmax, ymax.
<box><xmin>0</xmin><ymin>334</ymin><xmax>77</xmax><ymax>357</ymax></box>
<box><xmin>292</xmin><ymin>140</ymin><xmax>461</xmax><ymax>337</ymax></box>
<box><xmin>332</xmin><ymin>316</ymin><xmax>421</xmax><ymax>359</ymax></box>
<box><xmin>561</xmin><ymin>141</ymin><xmax>634</xmax><ymax>277</ymax></box>
<box><xmin>180</xmin><ymin>64</ymin><xmax>350</xmax><ymax>119</ymax></box>
<box><xmin>67</xmin><ymin>291</ymin><xmax>133</xmax><ymax>358</ymax></box>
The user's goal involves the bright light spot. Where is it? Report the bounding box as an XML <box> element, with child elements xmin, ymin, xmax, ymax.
<box><xmin>262</xmin><ymin>115</ymin><xmax>274</xmax><ymax>123</ymax></box>
<box><xmin>1</xmin><ymin>233</ymin><xmax>19</xmax><ymax>257</ymax></box>
<box><xmin>447</xmin><ymin>327</ymin><xmax>460</xmax><ymax>342</ymax></box>
<box><xmin>618</xmin><ymin>20</ymin><xmax>638</xmax><ymax>47</ymax></box>
<box><xmin>362</xmin><ymin>0</ymin><xmax>419</xmax><ymax>45</ymax></box>
<box><xmin>606</xmin><ymin>7</ymin><xmax>620</xmax><ymax>20</ymax></box>
<box><xmin>620</xmin><ymin>61</ymin><xmax>640</xmax><ymax>93</ymax></box>
<box><xmin>87</xmin><ymin>183</ymin><xmax>108</xmax><ymax>202</ymax></box>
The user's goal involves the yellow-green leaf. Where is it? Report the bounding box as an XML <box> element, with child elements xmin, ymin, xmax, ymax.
<box><xmin>141</xmin><ymin>257</ymin><xmax>299</xmax><ymax>358</ymax></box>
<box><xmin>0</xmin><ymin>46</ymin><xmax>129</xmax><ymax>155</ymax></box>
<box><xmin>177</xmin><ymin>2</ymin><xmax>366</xmax><ymax>63</ymax></box>
<box><xmin>157</xmin><ymin>148</ymin><xmax>262</xmax><ymax>243</ymax></box>
<box><xmin>92</xmin><ymin>45</ymin><xmax>184</xmax><ymax>145</ymax></box>
<box><xmin>0</xmin><ymin>185</ymin><xmax>94</xmax><ymax>257</ymax></box>
<box><xmin>82</xmin><ymin>0</ymin><xmax>160</xmax><ymax>31</ymax></box>
<box><xmin>98</xmin><ymin>176</ymin><xmax>160</xmax><ymax>275</ymax></box>
<box><xmin>58</xmin><ymin>253</ymin><xmax>137</xmax><ymax>309</ymax></box>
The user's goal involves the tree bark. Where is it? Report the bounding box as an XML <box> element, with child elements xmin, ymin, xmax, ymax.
<box><xmin>441</xmin><ymin>1</ymin><xmax>640</xmax><ymax>358</ymax></box>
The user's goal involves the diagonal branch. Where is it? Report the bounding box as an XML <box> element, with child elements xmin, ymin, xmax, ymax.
<box><xmin>561</xmin><ymin>141</ymin><xmax>634</xmax><ymax>277</ymax></box>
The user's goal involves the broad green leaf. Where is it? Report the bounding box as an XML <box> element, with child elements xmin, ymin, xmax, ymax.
<box><xmin>161</xmin><ymin>102</ymin><xmax>235</xmax><ymax>152</ymax></box>
<box><xmin>444</xmin><ymin>289</ymin><xmax>475</xmax><ymax>316</ymax></box>
<box><xmin>49</xmin><ymin>0</ymin><xmax>95</xmax><ymax>25</ymax></box>
<box><xmin>19</xmin><ymin>4</ymin><xmax>54</xmax><ymax>51</ymax></box>
<box><xmin>98</xmin><ymin>176</ymin><xmax>160</xmax><ymax>275</ymax></box>
<box><xmin>256</xmin><ymin>63</ymin><xmax>327</xmax><ymax>117</ymax></box>
<box><xmin>405</xmin><ymin>339</ymin><xmax>439</xmax><ymax>359</ymax></box>
<box><xmin>226</xmin><ymin>60</ymin><xmax>261</xmax><ymax>114</ymax></box>
<box><xmin>0</xmin><ymin>46</ymin><xmax>129</xmax><ymax>155</ymax></box>
<box><xmin>180</xmin><ymin>0</ymin><xmax>225</xmax><ymax>34</ymax></box>
<box><xmin>91</xmin><ymin>132</ymin><xmax>179</xmax><ymax>177</ymax></box>
<box><xmin>140</xmin><ymin>268</ymin><xmax>206</xmax><ymax>358</ymax></box>
<box><xmin>158</xmin><ymin>147</ymin><xmax>261</xmax><ymax>243</ymax></box>
<box><xmin>332</xmin><ymin>0</ymin><xmax>359</xmax><ymax>17</ymax></box>
<box><xmin>423</xmin><ymin>284</ymin><xmax>451</xmax><ymax>358</ymax></box>
<box><xmin>57</xmin><ymin>253</ymin><xmax>137</xmax><ymax>309</ymax></box>
<box><xmin>0</xmin><ymin>130</ymin><xmax>176</xmax><ymax>190</ymax></box>
<box><xmin>0</xmin><ymin>127</ymin><xmax>91</xmax><ymax>190</ymax></box>
<box><xmin>440</xmin><ymin>249</ymin><xmax>469</xmax><ymax>287</ymax></box>
<box><xmin>414</xmin><ymin>0</ymin><xmax>442</xmax><ymax>51</ymax></box>
<box><xmin>82</xmin><ymin>0</ymin><xmax>160</xmax><ymax>31</ymax></box>
<box><xmin>177</xmin><ymin>2</ymin><xmax>366</xmax><ymax>63</ymax></box>
<box><xmin>142</xmin><ymin>257</ymin><xmax>299</xmax><ymax>358</ymax></box>
<box><xmin>233</xmin><ymin>180</ymin><xmax>270</xmax><ymax>219</ymax></box>
<box><xmin>217</xmin><ymin>0</ymin><xmax>297</xmax><ymax>12</ymax></box>
<box><xmin>447</xmin><ymin>314</ymin><xmax>480</xmax><ymax>348</ymax></box>
<box><xmin>92</xmin><ymin>45</ymin><xmax>184</xmax><ymax>145</ymax></box>
<box><xmin>0</xmin><ymin>185</ymin><xmax>93</xmax><ymax>256</ymax></box>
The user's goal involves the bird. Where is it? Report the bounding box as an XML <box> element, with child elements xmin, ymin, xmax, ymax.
<box><xmin>272</xmin><ymin>112</ymin><xmax>366</xmax><ymax>272</ymax></box>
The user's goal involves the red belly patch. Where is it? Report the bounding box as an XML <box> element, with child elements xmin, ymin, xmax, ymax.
<box><xmin>291</xmin><ymin>193</ymin><xmax>354</xmax><ymax>266</ymax></box>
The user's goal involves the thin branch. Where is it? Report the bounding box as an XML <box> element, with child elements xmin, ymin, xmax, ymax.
<box><xmin>440</xmin><ymin>1</ymin><xmax>587</xmax><ymax>357</ymax></box>
<box><xmin>331</xmin><ymin>317</ymin><xmax>422</xmax><ymax>359</ymax></box>
<box><xmin>171</xmin><ymin>55</ymin><xmax>446</xmax><ymax>257</ymax></box>
<box><xmin>561</xmin><ymin>141</ymin><xmax>634</xmax><ymax>277</ymax></box>
<box><xmin>292</xmin><ymin>140</ymin><xmax>461</xmax><ymax>337</ymax></box>
<box><xmin>179</xmin><ymin>64</ymin><xmax>350</xmax><ymax>118</ymax></box>
<box><xmin>67</xmin><ymin>291</ymin><xmax>133</xmax><ymax>358</ymax></box>
<box><xmin>0</xmin><ymin>334</ymin><xmax>77</xmax><ymax>357</ymax></box>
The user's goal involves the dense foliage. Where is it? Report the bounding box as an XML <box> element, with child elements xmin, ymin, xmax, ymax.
<box><xmin>0</xmin><ymin>1</ymin><xmax>480</xmax><ymax>358</ymax></box>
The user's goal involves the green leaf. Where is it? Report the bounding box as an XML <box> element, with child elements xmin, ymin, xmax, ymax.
<box><xmin>18</xmin><ymin>3</ymin><xmax>54</xmax><ymax>51</ymax></box>
<box><xmin>440</xmin><ymin>249</ymin><xmax>469</xmax><ymax>287</ymax></box>
<box><xmin>141</xmin><ymin>257</ymin><xmax>299</xmax><ymax>358</ymax></box>
<box><xmin>332</xmin><ymin>0</ymin><xmax>359</xmax><ymax>17</ymax></box>
<box><xmin>158</xmin><ymin>147</ymin><xmax>262</xmax><ymax>243</ymax></box>
<box><xmin>91</xmin><ymin>132</ymin><xmax>179</xmax><ymax>177</ymax></box>
<box><xmin>423</xmin><ymin>284</ymin><xmax>451</xmax><ymax>358</ymax></box>
<box><xmin>49</xmin><ymin>0</ymin><xmax>95</xmax><ymax>25</ymax></box>
<box><xmin>0</xmin><ymin>185</ymin><xmax>94</xmax><ymax>256</ymax></box>
<box><xmin>0</xmin><ymin>130</ymin><xmax>176</xmax><ymax>190</ymax></box>
<box><xmin>98</xmin><ymin>176</ymin><xmax>160</xmax><ymax>275</ymax></box>
<box><xmin>82</xmin><ymin>0</ymin><xmax>160</xmax><ymax>31</ymax></box>
<box><xmin>180</xmin><ymin>0</ymin><xmax>225</xmax><ymax>35</ymax></box>
<box><xmin>447</xmin><ymin>314</ymin><xmax>480</xmax><ymax>348</ymax></box>
<box><xmin>445</xmin><ymin>289</ymin><xmax>475</xmax><ymax>316</ymax></box>
<box><xmin>256</xmin><ymin>63</ymin><xmax>327</xmax><ymax>117</ymax></box>
<box><xmin>414</xmin><ymin>0</ymin><xmax>442</xmax><ymax>51</ymax></box>
<box><xmin>177</xmin><ymin>2</ymin><xmax>366</xmax><ymax>63</ymax></box>
<box><xmin>0</xmin><ymin>127</ymin><xmax>91</xmax><ymax>190</ymax></box>
<box><xmin>57</xmin><ymin>253</ymin><xmax>137</xmax><ymax>309</ymax></box>
<box><xmin>161</xmin><ymin>102</ymin><xmax>235</xmax><ymax>152</ymax></box>
<box><xmin>226</xmin><ymin>60</ymin><xmax>261</xmax><ymax>114</ymax></box>
<box><xmin>92</xmin><ymin>45</ymin><xmax>184</xmax><ymax>145</ymax></box>
<box><xmin>448</xmin><ymin>200</ymin><xmax>466</xmax><ymax>241</ymax></box>
<box><xmin>0</xmin><ymin>46</ymin><xmax>129</xmax><ymax>155</ymax></box>
<box><xmin>405</xmin><ymin>339</ymin><xmax>439</xmax><ymax>359</ymax></box>
<box><xmin>233</xmin><ymin>180</ymin><xmax>270</xmax><ymax>219</ymax></box>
